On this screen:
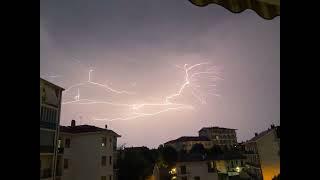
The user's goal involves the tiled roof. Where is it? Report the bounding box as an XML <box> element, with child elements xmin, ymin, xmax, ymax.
<box><xmin>60</xmin><ymin>125</ymin><xmax>121</xmax><ymax>137</ymax></box>
<box><xmin>245</xmin><ymin>126</ymin><xmax>279</xmax><ymax>143</ymax></box>
<box><xmin>165</xmin><ymin>136</ymin><xmax>210</xmax><ymax>144</ymax></box>
<box><xmin>199</xmin><ymin>126</ymin><xmax>237</xmax><ymax>132</ymax></box>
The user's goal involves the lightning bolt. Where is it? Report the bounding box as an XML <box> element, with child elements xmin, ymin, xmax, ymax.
<box><xmin>63</xmin><ymin>69</ymin><xmax>135</xmax><ymax>95</ymax></box>
<box><xmin>62</xmin><ymin>62</ymin><xmax>222</xmax><ymax>122</ymax></box>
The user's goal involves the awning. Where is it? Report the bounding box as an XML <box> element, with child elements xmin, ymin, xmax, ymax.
<box><xmin>189</xmin><ymin>0</ymin><xmax>280</xmax><ymax>20</ymax></box>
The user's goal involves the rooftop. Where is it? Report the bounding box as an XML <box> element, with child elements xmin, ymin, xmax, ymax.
<box><xmin>245</xmin><ymin>125</ymin><xmax>280</xmax><ymax>143</ymax></box>
<box><xmin>199</xmin><ymin>126</ymin><xmax>237</xmax><ymax>132</ymax></box>
<box><xmin>165</xmin><ymin>136</ymin><xmax>210</xmax><ymax>144</ymax></box>
<box><xmin>60</xmin><ymin>125</ymin><xmax>121</xmax><ymax>137</ymax></box>
<box><xmin>40</xmin><ymin>77</ymin><xmax>65</xmax><ymax>90</ymax></box>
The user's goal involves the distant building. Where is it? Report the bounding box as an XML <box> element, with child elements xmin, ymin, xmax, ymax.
<box><xmin>164</xmin><ymin>136</ymin><xmax>212</xmax><ymax>152</ymax></box>
<box><xmin>199</xmin><ymin>127</ymin><xmax>238</xmax><ymax>149</ymax></box>
<box><xmin>173</xmin><ymin>153</ymin><xmax>248</xmax><ymax>180</ymax></box>
<box><xmin>58</xmin><ymin>120</ymin><xmax>121</xmax><ymax>180</ymax></box>
<box><xmin>244</xmin><ymin>125</ymin><xmax>280</xmax><ymax>180</ymax></box>
<box><xmin>40</xmin><ymin>78</ymin><xmax>64</xmax><ymax>180</ymax></box>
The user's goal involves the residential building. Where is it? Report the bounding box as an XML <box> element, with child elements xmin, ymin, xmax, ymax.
<box><xmin>198</xmin><ymin>127</ymin><xmax>238</xmax><ymax>149</ymax></box>
<box><xmin>58</xmin><ymin>120</ymin><xmax>121</xmax><ymax>180</ymax></box>
<box><xmin>40</xmin><ymin>78</ymin><xmax>64</xmax><ymax>180</ymax></box>
<box><xmin>164</xmin><ymin>136</ymin><xmax>212</xmax><ymax>152</ymax></box>
<box><xmin>244</xmin><ymin>125</ymin><xmax>280</xmax><ymax>180</ymax></box>
<box><xmin>173</xmin><ymin>153</ymin><xmax>248</xmax><ymax>180</ymax></box>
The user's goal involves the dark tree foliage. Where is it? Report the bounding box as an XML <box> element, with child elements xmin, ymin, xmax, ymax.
<box><xmin>158</xmin><ymin>146</ymin><xmax>178</xmax><ymax>167</ymax></box>
<box><xmin>190</xmin><ymin>143</ymin><xmax>206</xmax><ymax>154</ymax></box>
<box><xmin>207</xmin><ymin>145</ymin><xmax>223</xmax><ymax>155</ymax></box>
<box><xmin>117</xmin><ymin>147</ymin><xmax>158</xmax><ymax>180</ymax></box>
<box><xmin>272</xmin><ymin>174</ymin><xmax>280</xmax><ymax>180</ymax></box>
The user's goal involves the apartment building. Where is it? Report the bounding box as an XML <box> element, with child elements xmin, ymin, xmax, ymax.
<box><xmin>198</xmin><ymin>127</ymin><xmax>237</xmax><ymax>149</ymax></box>
<box><xmin>173</xmin><ymin>153</ymin><xmax>247</xmax><ymax>180</ymax></box>
<box><xmin>58</xmin><ymin>120</ymin><xmax>121</xmax><ymax>180</ymax></box>
<box><xmin>164</xmin><ymin>136</ymin><xmax>212</xmax><ymax>152</ymax></box>
<box><xmin>40</xmin><ymin>78</ymin><xmax>64</xmax><ymax>180</ymax></box>
<box><xmin>244</xmin><ymin>125</ymin><xmax>280</xmax><ymax>180</ymax></box>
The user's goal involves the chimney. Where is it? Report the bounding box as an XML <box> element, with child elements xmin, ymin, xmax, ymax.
<box><xmin>254</xmin><ymin>133</ymin><xmax>258</xmax><ymax>137</ymax></box>
<box><xmin>105</xmin><ymin>124</ymin><xmax>108</xmax><ymax>129</ymax></box>
<box><xmin>71</xmin><ymin>120</ymin><xmax>76</xmax><ymax>127</ymax></box>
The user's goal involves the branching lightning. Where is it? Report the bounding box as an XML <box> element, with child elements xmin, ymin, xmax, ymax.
<box><xmin>62</xmin><ymin>63</ymin><xmax>222</xmax><ymax>122</ymax></box>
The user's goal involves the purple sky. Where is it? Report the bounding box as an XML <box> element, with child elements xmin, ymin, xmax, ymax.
<box><xmin>40</xmin><ymin>0</ymin><xmax>280</xmax><ymax>148</ymax></box>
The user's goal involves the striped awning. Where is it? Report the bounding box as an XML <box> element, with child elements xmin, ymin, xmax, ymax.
<box><xmin>189</xmin><ymin>0</ymin><xmax>280</xmax><ymax>20</ymax></box>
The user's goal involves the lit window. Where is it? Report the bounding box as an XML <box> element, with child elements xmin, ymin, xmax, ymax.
<box><xmin>102</xmin><ymin>137</ymin><xmax>107</xmax><ymax>147</ymax></box>
<box><xmin>58</xmin><ymin>139</ymin><xmax>61</xmax><ymax>148</ymax></box>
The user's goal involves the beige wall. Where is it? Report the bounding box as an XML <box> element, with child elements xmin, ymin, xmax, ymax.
<box><xmin>257</xmin><ymin>130</ymin><xmax>280</xmax><ymax>180</ymax></box>
<box><xmin>176</xmin><ymin>161</ymin><xmax>219</xmax><ymax>180</ymax></box>
<box><xmin>60</xmin><ymin>132</ymin><xmax>117</xmax><ymax>180</ymax></box>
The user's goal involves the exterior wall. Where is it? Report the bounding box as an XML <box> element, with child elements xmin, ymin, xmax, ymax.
<box><xmin>199</xmin><ymin>128</ymin><xmax>237</xmax><ymax>148</ymax></box>
<box><xmin>166</xmin><ymin>140</ymin><xmax>212</xmax><ymax>152</ymax></box>
<box><xmin>176</xmin><ymin>161</ymin><xmax>219</xmax><ymax>180</ymax></box>
<box><xmin>40</xmin><ymin>78</ymin><xmax>63</xmax><ymax>180</ymax></box>
<box><xmin>60</xmin><ymin>132</ymin><xmax>117</xmax><ymax>180</ymax></box>
<box><xmin>256</xmin><ymin>130</ymin><xmax>280</xmax><ymax>180</ymax></box>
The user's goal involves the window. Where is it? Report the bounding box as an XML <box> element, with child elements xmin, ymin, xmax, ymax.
<box><xmin>180</xmin><ymin>165</ymin><xmax>186</xmax><ymax>174</ymax></box>
<box><xmin>109</xmin><ymin>156</ymin><xmax>112</xmax><ymax>165</ymax></box>
<box><xmin>65</xmin><ymin>138</ymin><xmax>70</xmax><ymax>148</ymax></box>
<box><xmin>109</xmin><ymin>175</ymin><xmax>112</xmax><ymax>180</ymax></box>
<box><xmin>64</xmin><ymin>159</ymin><xmax>69</xmax><ymax>169</ymax></box>
<box><xmin>101</xmin><ymin>176</ymin><xmax>106</xmax><ymax>180</ymax></box>
<box><xmin>102</xmin><ymin>156</ymin><xmax>107</xmax><ymax>166</ymax></box>
<box><xmin>207</xmin><ymin>161</ymin><xmax>215</xmax><ymax>172</ymax></box>
<box><xmin>182</xmin><ymin>177</ymin><xmax>187</xmax><ymax>180</ymax></box>
<box><xmin>58</xmin><ymin>139</ymin><xmax>61</xmax><ymax>148</ymax></box>
<box><xmin>102</xmin><ymin>137</ymin><xmax>107</xmax><ymax>147</ymax></box>
<box><xmin>194</xmin><ymin>177</ymin><xmax>200</xmax><ymax>180</ymax></box>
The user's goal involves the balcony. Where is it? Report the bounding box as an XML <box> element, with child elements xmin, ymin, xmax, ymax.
<box><xmin>40</xmin><ymin>121</ymin><xmax>57</xmax><ymax>130</ymax></box>
<box><xmin>40</xmin><ymin>168</ymin><xmax>52</xmax><ymax>179</ymax></box>
<box><xmin>40</xmin><ymin>145</ymin><xmax>54</xmax><ymax>153</ymax></box>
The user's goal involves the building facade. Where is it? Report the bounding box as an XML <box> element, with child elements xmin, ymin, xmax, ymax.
<box><xmin>198</xmin><ymin>127</ymin><xmax>237</xmax><ymax>149</ymax></box>
<box><xmin>164</xmin><ymin>136</ymin><xmax>212</xmax><ymax>152</ymax></box>
<box><xmin>58</xmin><ymin>120</ymin><xmax>121</xmax><ymax>180</ymax></box>
<box><xmin>173</xmin><ymin>153</ymin><xmax>247</xmax><ymax>180</ymax></box>
<box><xmin>244</xmin><ymin>125</ymin><xmax>280</xmax><ymax>180</ymax></box>
<box><xmin>40</xmin><ymin>78</ymin><xmax>64</xmax><ymax>180</ymax></box>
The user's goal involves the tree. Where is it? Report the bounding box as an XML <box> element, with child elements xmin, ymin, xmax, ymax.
<box><xmin>272</xmin><ymin>174</ymin><xmax>280</xmax><ymax>180</ymax></box>
<box><xmin>190</xmin><ymin>143</ymin><xmax>206</xmax><ymax>155</ymax></box>
<box><xmin>208</xmin><ymin>145</ymin><xmax>223</xmax><ymax>155</ymax></box>
<box><xmin>158</xmin><ymin>146</ymin><xmax>178</xmax><ymax>167</ymax></box>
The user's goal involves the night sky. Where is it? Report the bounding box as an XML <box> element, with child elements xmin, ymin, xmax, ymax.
<box><xmin>40</xmin><ymin>0</ymin><xmax>280</xmax><ymax>148</ymax></box>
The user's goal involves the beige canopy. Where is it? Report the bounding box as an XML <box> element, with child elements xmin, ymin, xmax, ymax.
<box><xmin>189</xmin><ymin>0</ymin><xmax>280</xmax><ymax>20</ymax></box>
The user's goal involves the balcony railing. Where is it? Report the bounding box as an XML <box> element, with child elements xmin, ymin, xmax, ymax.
<box><xmin>40</xmin><ymin>168</ymin><xmax>52</xmax><ymax>179</ymax></box>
